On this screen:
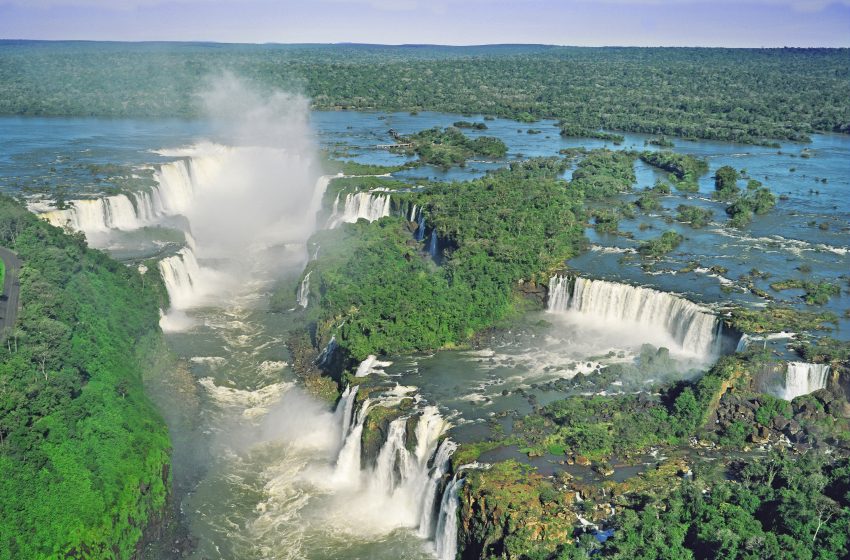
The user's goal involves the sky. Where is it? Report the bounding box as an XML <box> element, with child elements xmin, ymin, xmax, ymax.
<box><xmin>0</xmin><ymin>0</ymin><xmax>848</xmax><ymax>47</ymax></box>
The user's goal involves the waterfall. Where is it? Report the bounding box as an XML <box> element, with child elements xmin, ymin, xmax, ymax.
<box><xmin>546</xmin><ymin>275</ymin><xmax>572</xmax><ymax>313</ymax></box>
<box><xmin>316</xmin><ymin>336</ymin><xmax>337</xmax><ymax>369</ymax></box>
<box><xmin>38</xmin><ymin>156</ymin><xmax>199</xmax><ymax>236</ymax></box>
<box><xmin>332</xmin><ymin>399</ymin><xmax>371</xmax><ymax>488</ymax></box>
<box><xmin>334</xmin><ymin>385</ymin><xmax>359</xmax><ymax>444</ymax></box>
<box><xmin>548</xmin><ymin>275</ymin><xmax>722</xmax><ymax>358</ymax></box>
<box><xmin>409</xmin><ymin>204</ymin><xmax>427</xmax><ymax>242</ymax></box>
<box><xmin>429</xmin><ymin>230</ymin><xmax>438</xmax><ymax>258</ymax></box>
<box><xmin>150</xmin><ymin>157</ymin><xmax>197</xmax><ymax>216</ymax></box>
<box><xmin>417</xmin><ymin>438</ymin><xmax>458</xmax><ymax>539</ymax></box>
<box><xmin>330</xmin><ymin>388</ymin><xmax>457</xmax><ymax>546</ymax></box>
<box><xmin>783</xmin><ymin>362</ymin><xmax>830</xmax><ymax>401</ymax></box>
<box><xmin>328</xmin><ymin>192</ymin><xmax>391</xmax><ymax>228</ymax></box>
<box><xmin>372</xmin><ymin>417</ymin><xmax>410</xmax><ymax>493</ymax></box>
<box><xmin>296</xmin><ymin>271</ymin><xmax>312</xmax><ymax>308</ymax></box>
<box><xmin>158</xmin><ymin>247</ymin><xmax>203</xmax><ymax>309</ymax></box>
<box><xmin>434</xmin><ymin>476</ymin><xmax>462</xmax><ymax>560</ymax></box>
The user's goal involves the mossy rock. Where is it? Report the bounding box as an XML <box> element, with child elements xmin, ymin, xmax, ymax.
<box><xmin>361</xmin><ymin>404</ymin><xmax>406</xmax><ymax>467</ymax></box>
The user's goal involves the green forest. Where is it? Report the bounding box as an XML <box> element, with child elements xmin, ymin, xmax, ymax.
<box><xmin>0</xmin><ymin>196</ymin><xmax>171</xmax><ymax>559</ymax></box>
<box><xmin>303</xmin><ymin>158</ymin><xmax>586</xmax><ymax>363</ymax></box>
<box><xmin>1</xmin><ymin>42</ymin><xmax>848</xmax><ymax>144</ymax></box>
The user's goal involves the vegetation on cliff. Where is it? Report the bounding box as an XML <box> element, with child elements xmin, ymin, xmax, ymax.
<box><xmin>0</xmin><ymin>195</ymin><xmax>171</xmax><ymax>559</ymax></box>
<box><xmin>302</xmin><ymin>158</ymin><xmax>586</xmax><ymax>363</ymax></box>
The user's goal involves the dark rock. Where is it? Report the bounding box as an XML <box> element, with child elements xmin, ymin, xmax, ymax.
<box><xmin>771</xmin><ymin>415</ymin><xmax>789</xmax><ymax>431</ymax></box>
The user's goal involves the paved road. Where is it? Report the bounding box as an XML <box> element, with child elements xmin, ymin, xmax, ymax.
<box><xmin>0</xmin><ymin>246</ymin><xmax>21</xmax><ymax>339</ymax></box>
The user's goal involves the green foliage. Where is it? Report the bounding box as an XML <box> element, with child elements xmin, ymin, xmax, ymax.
<box><xmin>559</xmin><ymin>124</ymin><xmax>624</xmax><ymax>144</ymax></box>
<box><xmin>635</xmin><ymin>192</ymin><xmax>662</xmax><ymax>212</ymax></box>
<box><xmin>305</xmin><ymin>159</ymin><xmax>585</xmax><ymax>362</ymax></box>
<box><xmin>676</xmin><ymin>205</ymin><xmax>713</xmax><ymax>228</ymax></box>
<box><xmin>1</xmin><ymin>43</ymin><xmax>847</xmax><ymax>143</ymax></box>
<box><xmin>728</xmin><ymin>305</ymin><xmax>838</xmax><ymax>333</ymax></box>
<box><xmin>793</xmin><ymin>337</ymin><xmax>850</xmax><ymax>363</ymax></box>
<box><xmin>770</xmin><ymin>279</ymin><xmax>841</xmax><ymax>305</ymax></box>
<box><xmin>754</xmin><ymin>394</ymin><xmax>792</xmax><ymax>427</ymax></box>
<box><xmin>396</xmin><ymin>126</ymin><xmax>507</xmax><ymax>167</ymax></box>
<box><xmin>569</xmin><ymin>149</ymin><xmax>637</xmax><ymax>199</ymax></box>
<box><xmin>639</xmin><ymin>151</ymin><xmax>709</xmax><ymax>191</ymax></box>
<box><xmin>453</xmin><ymin>120</ymin><xmax>488</xmax><ymax>130</ymax></box>
<box><xmin>638</xmin><ymin>230</ymin><xmax>683</xmax><ymax>257</ymax></box>
<box><xmin>647</xmin><ymin>137</ymin><xmax>675</xmax><ymax>148</ymax></box>
<box><xmin>599</xmin><ymin>454</ymin><xmax>850</xmax><ymax>560</ymax></box>
<box><xmin>725</xmin><ymin>186</ymin><xmax>776</xmax><ymax>227</ymax></box>
<box><xmin>0</xmin><ymin>195</ymin><xmax>171</xmax><ymax>559</ymax></box>
<box><xmin>591</xmin><ymin>208</ymin><xmax>620</xmax><ymax>234</ymax></box>
<box><xmin>714</xmin><ymin>165</ymin><xmax>741</xmax><ymax>201</ymax></box>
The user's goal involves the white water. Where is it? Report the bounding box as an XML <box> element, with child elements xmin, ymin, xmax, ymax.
<box><xmin>434</xmin><ymin>476</ymin><xmax>462</xmax><ymax>560</ymax></box>
<box><xmin>296</xmin><ymin>271</ymin><xmax>312</xmax><ymax>308</ymax></box>
<box><xmin>417</xmin><ymin>438</ymin><xmax>458</xmax><ymax>539</ymax></box>
<box><xmin>548</xmin><ymin>275</ymin><xmax>722</xmax><ymax>359</ymax></box>
<box><xmin>38</xmin><ymin>156</ymin><xmax>199</xmax><ymax>236</ymax></box>
<box><xmin>355</xmin><ymin>354</ymin><xmax>393</xmax><ymax>377</ymax></box>
<box><xmin>158</xmin><ymin>247</ymin><xmax>205</xmax><ymax>310</ymax></box>
<box><xmin>328</xmin><ymin>191</ymin><xmax>391</xmax><ymax>228</ymax></box>
<box><xmin>332</xmin><ymin>398</ymin><xmax>371</xmax><ymax>488</ymax></box>
<box><xmin>429</xmin><ymin>229</ymin><xmax>438</xmax><ymax>258</ymax></box>
<box><xmin>783</xmin><ymin>361</ymin><xmax>831</xmax><ymax>400</ymax></box>
<box><xmin>334</xmin><ymin>384</ymin><xmax>359</xmax><ymax>445</ymax></box>
<box><xmin>328</xmin><ymin>391</ymin><xmax>456</xmax><ymax>552</ymax></box>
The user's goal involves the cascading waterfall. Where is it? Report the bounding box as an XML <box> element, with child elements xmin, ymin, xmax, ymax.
<box><xmin>417</xmin><ymin>438</ymin><xmax>458</xmax><ymax>539</ymax></box>
<box><xmin>332</xmin><ymin>398</ymin><xmax>371</xmax><ymax>488</ymax></box>
<box><xmin>327</xmin><ymin>191</ymin><xmax>391</xmax><ymax>228</ymax></box>
<box><xmin>434</xmin><ymin>476</ymin><xmax>463</xmax><ymax>560</ymax></box>
<box><xmin>429</xmin><ymin>230</ymin><xmax>438</xmax><ymax>258</ymax></box>
<box><xmin>39</xmin><ymin>157</ymin><xmax>198</xmax><ymax>235</ymax></box>
<box><xmin>783</xmin><ymin>362</ymin><xmax>830</xmax><ymax>401</ymax></box>
<box><xmin>334</xmin><ymin>385</ymin><xmax>359</xmax><ymax>446</ymax></box>
<box><xmin>296</xmin><ymin>271</ymin><xmax>312</xmax><ymax>308</ymax></box>
<box><xmin>372</xmin><ymin>417</ymin><xmax>411</xmax><ymax>493</ymax></box>
<box><xmin>157</xmin><ymin>247</ymin><xmax>203</xmax><ymax>309</ymax></box>
<box><xmin>408</xmin><ymin>204</ymin><xmax>427</xmax><ymax>242</ymax></box>
<box><xmin>547</xmin><ymin>275</ymin><xmax>571</xmax><ymax>314</ymax></box>
<box><xmin>330</xmin><ymin>391</ymin><xmax>459</xmax><ymax>553</ymax></box>
<box><xmin>548</xmin><ymin>275</ymin><xmax>722</xmax><ymax>358</ymax></box>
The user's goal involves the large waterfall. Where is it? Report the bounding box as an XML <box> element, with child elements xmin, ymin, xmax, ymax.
<box><xmin>548</xmin><ymin>275</ymin><xmax>722</xmax><ymax>358</ymax></box>
<box><xmin>157</xmin><ymin>247</ymin><xmax>204</xmax><ymax>310</ymax></box>
<box><xmin>331</xmin><ymin>386</ymin><xmax>460</xmax><ymax>555</ymax></box>
<box><xmin>38</xmin><ymin>157</ymin><xmax>199</xmax><ymax>235</ymax></box>
<box><xmin>327</xmin><ymin>191</ymin><xmax>391</xmax><ymax>228</ymax></box>
<box><xmin>434</xmin><ymin>476</ymin><xmax>463</xmax><ymax>560</ymax></box>
<box><xmin>783</xmin><ymin>362</ymin><xmax>830</xmax><ymax>401</ymax></box>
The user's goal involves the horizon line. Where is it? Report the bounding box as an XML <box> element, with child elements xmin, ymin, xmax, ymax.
<box><xmin>0</xmin><ymin>39</ymin><xmax>847</xmax><ymax>49</ymax></box>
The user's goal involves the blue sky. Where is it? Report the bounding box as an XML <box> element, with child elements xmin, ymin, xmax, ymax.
<box><xmin>1</xmin><ymin>0</ymin><xmax>848</xmax><ymax>47</ymax></box>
